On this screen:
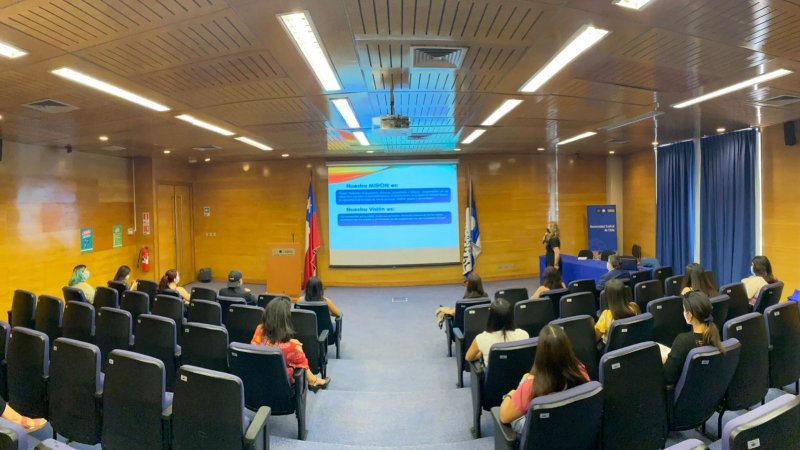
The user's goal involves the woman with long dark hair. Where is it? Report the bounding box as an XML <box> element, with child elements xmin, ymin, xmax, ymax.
<box><xmin>680</xmin><ymin>263</ymin><xmax>716</xmax><ymax>297</ymax></box>
<box><xmin>742</xmin><ymin>255</ymin><xmax>778</xmax><ymax>304</ymax></box>
<box><xmin>662</xmin><ymin>291</ymin><xmax>725</xmax><ymax>384</ymax></box>
<box><xmin>595</xmin><ymin>279</ymin><xmax>640</xmax><ymax>343</ymax></box>
<box><xmin>465</xmin><ymin>298</ymin><xmax>529</xmax><ymax>367</ymax></box>
<box><xmin>531</xmin><ymin>267</ymin><xmax>566</xmax><ymax>299</ymax></box>
<box><xmin>303</xmin><ymin>276</ymin><xmax>341</xmax><ymax>318</ymax></box>
<box><xmin>113</xmin><ymin>265</ymin><xmax>138</xmax><ymax>291</ymax></box>
<box><xmin>435</xmin><ymin>272</ymin><xmax>488</xmax><ymax>326</ymax></box>
<box><xmin>158</xmin><ymin>269</ymin><xmax>189</xmax><ymax>302</ymax></box>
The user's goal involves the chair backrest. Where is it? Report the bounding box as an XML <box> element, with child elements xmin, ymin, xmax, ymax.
<box><xmin>217</xmin><ymin>296</ymin><xmax>246</xmax><ymax>324</ymax></box>
<box><xmin>152</xmin><ymin>294</ymin><xmax>184</xmax><ymax>346</ymax></box>
<box><xmin>62</xmin><ymin>301</ymin><xmax>95</xmax><ymax>343</ymax></box>
<box><xmin>605</xmin><ymin>313</ymin><xmax>653</xmax><ymax>354</ymax></box>
<box><xmin>710</xmin><ymin>294</ymin><xmax>730</xmax><ymax>333</ymax></box>
<box><xmin>577</xmin><ymin>249</ymin><xmax>593</xmax><ymax>258</ymax></box>
<box><xmin>753</xmin><ymin>281</ymin><xmax>784</xmax><ymax>314</ymax></box>
<box><xmin>172</xmin><ymin>365</ymin><xmax>246</xmax><ymax>450</ymax></box>
<box><xmin>551</xmin><ymin>315</ymin><xmax>598</xmax><ymax>380</ymax></box>
<box><xmin>559</xmin><ymin>292</ymin><xmax>596</xmax><ymax>319</ymax></box>
<box><xmin>190</xmin><ymin>286</ymin><xmax>218</xmax><ymax>302</ymax></box>
<box><xmin>95</xmin><ymin>307</ymin><xmax>132</xmax><ymax>371</ymax></box>
<box><xmin>721</xmin><ymin>393</ymin><xmax>800</xmax><ymax>450</ymax></box>
<box><xmin>630</xmin><ymin>269</ymin><xmax>651</xmax><ymax>285</ymax></box>
<box><xmin>568</xmin><ymin>279</ymin><xmax>597</xmax><ymax>299</ymax></box>
<box><xmin>722</xmin><ymin>313</ymin><xmax>769</xmax><ymax>411</ymax></box>
<box><xmin>94</xmin><ymin>286</ymin><xmax>119</xmax><ymax>311</ymax></box>
<box><xmin>634</xmin><ymin>280</ymin><xmax>664</xmax><ymax>311</ymax></box>
<box><xmin>291</xmin><ymin>309</ymin><xmax>323</xmax><ymax>374</ymax></box>
<box><xmin>136</xmin><ymin>280</ymin><xmax>159</xmax><ymax>303</ymax></box>
<box><xmin>229</xmin><ymin>342</ymin><xmax>295</xmax><ymax>414</ymax></box>
<box><xmin>225</xmin><ymin>304</ymin><xmax>264</xmax><ymax>344</ymax></box>
<box><xmin>519</xmin><ymin>381</ymin><xmax>603</xmax><ymax>450</ymax></box>
<box><xmin>188</xmin><ymin>299</ymin><xmax>222</xmax><ymax>326</ymax></box>
<box><xmin>49</xmin><ymin>338</ymin><xmax>102</xmax><ymax>445</ymax></box>
<box><xmin>62</xmin><ymin>286</ymin><xmax>87</xmax><ymax>303</ymax></box>
<box><xmin>295</xmin><ymin>301</ymin><xmax>335</xmax><ymax>341</ymax></box>
<box><xmin>133</xmin><ymin>314</ymin><xmax>179</xmax><ymax>391</ymax></box>
<box><xmin>7</xmin><ymin>327</ymin><xmax>49</xmax><ymax>418</ymax></box>
<box><xmin>719</xmin><ymin>283</ymin><xmax>751</xmax><ymax>322</ymax></box>
<box><xmin>540</xmin><ymin>288</ymin><xmax>570</xmax><ymax>317</ymax></box>
<box><xmin>121</xmin><ymin>291</ymin><xmax>150</xmax><ymax>333</ymax></box>
<box><xmin>599</xmin><ymin>342</ymin><xmax>667</xmax><ymax>450</ymax></box>
<box><xmin>462</xmin><ymin>304</ymin><xmax>491</xmax><ymax>353</ymax></box>
<box><xmin>106</xmin><ymin>281</ymin><xmax>128</xmax><ymax>299</ymax></box>
<box><xmin>671</xmin><ymin>339</ymin><xmax>742</xmax><ymax>430</ymax></box>
<box><xmin>494</xmin><ymin>288</ymin><xmax>529</xmax><ymax>305</ymax></box>
<box><xmin>9</xmin><ymin>290</ymin><xmax>36</xmax><ymax>329</ymax></box>
<box><xmin>653</xmin><ymin>266</ymin><xmax>674</xmax><ymax>289</ymax></box>
<box><xmin>480</xmin><ymin>338</ymin><xmax>538</xmax><ymax>410</ymax></box>
<box><xmin>664</xmin><ymin>275</ymin><xmax>685</xmax><ymax>297</ymax></box>
<box><xmin>257</xmin><ymin>293</ymin><xmax>291</xmax><ymax>309</ymax></box>
<box><xmin>515</xmin><ymin>299</ymin><xmax>555</xmax><ymax>338</ymax></box>
<box><xmin>763</xmin><ymin>302</ymin><xmax>800</xmax><ymax>389</ymax></box>
<box><xmin>647</xmin><ymin>296</ymin><xmax>688</xmax><ymax>347</ymax></box>
<box><xmin>181</xmin><ymin>323</ymin><xmax>229</xmax><ymax>372</ymax></box>
<box><xmin>102</xmin><ymin>349</ymin><xmax>168</xmax><ymax>450</ymax></box>
<box><xmin>34</xmin><ymin>295</ymin><xmax>64</xmax><ymax>345</ymax></box>
<box><xmin>453</xmin><ymin>297</ymin><xmax>491</xmax><ymax>331</ymax></box>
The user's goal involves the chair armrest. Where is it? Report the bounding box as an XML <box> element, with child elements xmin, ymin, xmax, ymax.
<box><xmin>318</xmin><ymin>329</ymin><xmax>329</xmax><ymax>344</ymax></box>
<box><xmin>334</xmin><ymin>315</ymin><xmax>342</xmax><ymax>340</ymax></box>
<box><xmin>491</xmin><ymin>407</ymin><xmax>517</xmax><ymax>450</ymax></box>
<box><xmin>161</xmin><ymin>404</ymin><xmax>173</xmax><ymax>445</ymax></box>
<box><xmin>469</xmin><ymin>360</ymin><xmax>485</xmax><ymax>414</ymax></box>
<box><xmin>293</xmin><ymin>368</ymin><xmax>307</xmax><ymax>398</ymax></box>
<box><xmin>244</xmin><ymin>406</ymin><xmax>271</xmax><ymax>450</ymax></box>
<box><xmin>665</xmin><ymin>384</ymin><xmax>675</xmax><ymax>425</ymax></box>
<box><xmin>453</xmin><ymin>327</ymin><xmax>464</xmax><ymax>341</ymax></box>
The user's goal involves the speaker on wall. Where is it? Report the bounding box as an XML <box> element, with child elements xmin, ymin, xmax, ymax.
<box><xmin>784</xmin><ymin>121</ymin><xmax>797</xmax><ymax>146</ymax></box>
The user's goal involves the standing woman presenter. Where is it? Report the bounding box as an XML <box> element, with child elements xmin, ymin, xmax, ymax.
<box><xmin>543</xmin><ymin>221</ymin><xmax>561</xmax><ymax>273</ymax></box>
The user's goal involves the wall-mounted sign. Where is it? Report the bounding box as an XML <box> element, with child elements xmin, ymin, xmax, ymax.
<box><xmin>80</xmin><ymin>227</ymin><xmax>93</xmax><ymax>253</ymax></box>
<box><xmin>203</xmin><ymin>207</ymin><xmax>211</xmax><ymax>217</ymax></box>
<box><xmin>112</xmin><ymin>224</ymin><xmax>123</xmax><ymax>248</ymax></box>
<box><xmin>143</xmin><ymin>212</ymin><xmax>151</xmax><ymax>236</ymax></box>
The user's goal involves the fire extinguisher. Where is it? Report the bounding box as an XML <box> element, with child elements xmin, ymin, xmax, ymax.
<box><xmin>138</xmin><ymin>246</ymin><xmax>150</xmax><ymax>272</ymax></box>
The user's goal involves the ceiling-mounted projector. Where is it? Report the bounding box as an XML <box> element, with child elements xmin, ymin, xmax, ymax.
<box><xmin>372</xmin><ymin>115</ymin><xmax>411</xmax><ymax>134</ymax></box>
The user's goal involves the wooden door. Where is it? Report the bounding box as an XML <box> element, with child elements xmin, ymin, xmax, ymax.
<box><xmin>156</xmin><ymin>184</ymin><xmax>194</xmax><ymax>279</ymax></box>
<box><xmin>174</xmin><ymin>185</ymin><xmax>195</xmax><ymax>279</ymax></box>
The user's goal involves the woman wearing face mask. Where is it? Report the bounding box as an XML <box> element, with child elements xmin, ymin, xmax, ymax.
<box><xmin>542</xmin><ymin>221</ymin><xmax>561</xmax><ymax>272</ymax></box>
<box><xmin>112</xmin><ymin>265</ymin><xmax>138</xmax><ymax>291</ymax></box>
<box><xmin>68</xmin><ymin>264</ymin><xmax>95</xmax><ymax>303</ymax></box>
<box><xmin>158</xmin><ymin>269</ymin><xmax>190</xmax><ymax>303</ymax></box>
<box><xmin>741</xmin><ymin>256</ymin><xmax>778</xmax><ymax>305</ymax></box>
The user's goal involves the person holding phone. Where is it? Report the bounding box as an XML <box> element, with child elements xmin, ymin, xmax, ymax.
<box><xmin>543</xmin><ymin>221</ymin><xmax>561</xmax><ymax>272</ymax></box>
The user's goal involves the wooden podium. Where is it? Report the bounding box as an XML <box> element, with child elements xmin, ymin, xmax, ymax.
<box><xmin>265</xmin><ymin>242</ymin><xmax>303</xmax><ymax>297</ymax></box>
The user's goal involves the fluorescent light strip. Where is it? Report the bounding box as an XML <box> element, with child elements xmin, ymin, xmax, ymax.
<box><xmin>332</xmin><ymin>98</ymin><xmax>361</xmax><ymax>128</ymax></box>
<box><xmin>353</xmin><ymin>131</ymin><xmax>370</xmax><ymax>146</ymax></box>
<box><xmin>557</xmin><ymin>131</ymin><xmax>597</xmax><ymax>146</ymax></box>
<box><xmin>603</xmin><ymin>111</ymin><xmax>663</xmax><ymax>131</ymax></box>
<box><xmin>482</xmin><ymin>99</ymin><xmax>523</xmax><ymax>126</ymax></box>
<box><xmin>613</xmin><ymin>0</ymin><xmax>655</xmax><ymax>10</ymax></box>
<box><xmin>519</xmin><ymin>25</ymin><xmax>609</xmax><ymax>93</ymax></box>
<box><xmin>51</xmin><ymin>68</ymin><xmax>170</xmax><ymax>112</ymax></box>
<box><xmin>0</xmin><ymin>40</ymin><xmax>27</xmax><ymax>59</ymax></box>
<box><xmin>672</xmin><ymin>69</ymin><xmax>794</xmax><ymax>108</ymax></box>
<box><xmin>175</xmin><ymin>114</ymin><xmax>234</xmax><ymax>136</ymax></box>
<box><xmin>236</xmin><ymin>136</ymin><xmax>273</xmax><ymax>151</ymax></box>
<box><xmin>462</xmin><ymin>129</ymin><xmax>486</xmax><ymax>144</ymax></box>
<box><xmin>279</xmin><ymin>11</ymin><xmax>341</xmax><ymax>92</ymax></box>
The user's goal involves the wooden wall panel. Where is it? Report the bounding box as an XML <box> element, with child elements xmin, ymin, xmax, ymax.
<box><xmin>622</xmin><ymin>149</ymin><xmax>656</xmax><ymax>257</ymax></box>
<box><xmin>557</xmin><ymin>155</ymin><xmax>608</xmax><ymax>255</ymax></box>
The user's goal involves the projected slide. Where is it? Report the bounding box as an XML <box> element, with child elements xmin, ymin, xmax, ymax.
<box><xmin>328</xmin><ymin>163</ymin><xmax>460</xmax><ymax>267</ymax></box>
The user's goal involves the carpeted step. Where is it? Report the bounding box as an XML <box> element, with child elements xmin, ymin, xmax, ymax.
<box><xmin>270</xmin><ymin>435</ymin><xmax>494</xmax><ymax>449</ymax></box>
<box><xmin>324</xmin><ymin>357</ymin><xmax>466</xmax><ymax>392</ymax></box>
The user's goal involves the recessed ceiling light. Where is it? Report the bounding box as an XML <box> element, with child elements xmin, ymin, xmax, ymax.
<box><xmin>454</xmin><ymin>148</ymin><xmax>462</xmax><ymax>152</ymax></box>
<box><xmin>557</xmin><ymin>131</ymin><xmax>597</xmax><ymax>146</ymax></box>
<box><xmin>366</xmin><ymin>150</ymin><xmax>374</xmax><ymax>154</ymax></box>
<box><xmin>235</xmin><ymin>136</ymin><xmax>273</xmax><ymax>151</ymax></box>
<box><xmin>716</xmin><ymin>127</ymin><xmax>726</xmax><ymax>133</ymax></box>
<box><xmin>652</xmin><ymin>141</ymin><xmax>659</xmax><ymax>146</ymax></box>
<box><xmin>163</xmin><ymin>149</ymin><xmax>171</xmax><ymax>154</ymax></box>
<box><xmin>462</xmin><ymin>129</ymin><xmax>486</xmax><ymax>144</ymax></box>
<box><xmin>331</xmin><ymin>98</ymin><xmax>361</xmax><ymax>128</ymax></box>
<box><xmin>175</xmin><ymin>114</ymin><xmax>234</xmax><ymax>136</ymax></box>
<box><xmin>99</xmin><ymin>136</ymin><xmax>109</xmax><ymax>141</ymax></box>
<box><xmin>0</xmin><ymin>40</ymin><xmax>27</xmax><ymax>59</ymax></box>
<box><xmin>204</xmin><ymin>157</ymin><xmax>211</xmax><ymax>162</ymax></box>
<box><xmin>188</xmin><ymin>158</ymin><xmax>198</xmax><ymax>164</ymax></box>
<box><xmin>537</xmin><ymin>147</ymin><xmax>545</xmax><ymax>151</ymax></box>
<box><xmin>51</xmin><ymin>67</ymin><xmax>170</xmax><ymax>112</ymax></box>
<box><xmin>672</xmin><ymin>69</ymin><xmax>793</xmax><ymax>108</ymax></box>
<box><xmin>609</xmin><ymin>150</ymin><xmax>616</xmax><ymax>154</ymax></box>
<box><xmin>353</xmin><ymin>131</ymin><xmax>370</xmax><ymax>146</ymax></box>
<box><xmin>278</xmin><ymin>11</ymin><xmax>341</xmax><ymax>92</ymax></box>
<box><xmin>481</xmin><ymin>99</ymin><xmax>524</xmax><ymax>126</ymax></box>
<box><xmin>281</xmin><ymin>153</ymin><xmax>290</xmax><ymax>158</ymax></box>
<box><xmin>613</xmin><ymin>0</ymin><xmax>655</xmax><ymax>10</ymax></box>
<box><xmin>519</xmin><ymin>25</ymin><xmax>609</xmax><ymax>93</ymax></box>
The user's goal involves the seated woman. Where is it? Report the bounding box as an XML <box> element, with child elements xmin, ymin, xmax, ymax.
<box><xmin>68</xmin><ymin>264</ymin><xmax>95</xmax><ymax>303</ymax></box>
<box><xmin>435</xmin><ymin>272</ymin><xmax>488</xmax><ymax>327</ymax></box>
<box><xmin>158</xmin><ymin>269</ymin><xmax>190</xmax><ymax>303</ymax></box>
<box><xmin>595</xmin><ymin>279</ymin><xmax>640</xmax><ymax>343</ymax></box>
<box><xmin>531</xmin><ymin>267</ymin><xmax>566</xmax><ymax>299</ymax></box>
<box><xmin>0</xmin><ymin>395</ymin><xmax>46</xmax><ymax>432</ymax></box>
<box><xmin>680</xmin><ymin>263</ymin><xmax>717</xmax><ymax>297</ymax></box>
<box><xmin>251</xmin><ymin>297</ymin><xmax>330</xmax><ymax>391</ymax></box>
<box><xmin>498</xmin><ymin>324</ymin><xmax>589</xmax><ymax>432</ymax></box>
<box><xmin>661</xmin><ymin>291</ymin><xmax>725</xmax><ymax>385</ymax></box>
<box><xmin>465</xmin><ymin>298</ymin><xmax>529</xmax><ymax>367</ymax></box>
<box><xmin>742</xmin><ymin>255</ymin><xmax>778</xmax><ymax>305</ymax></box>
<box><xmin>112</xmin><ymin>265</ymin><xmax>138</xmax><ymax>291</ymax></box>
<box><xmin>302</xmin><ymin>276</ymin><xmax>341</xmax><ymax>319</ymax></box>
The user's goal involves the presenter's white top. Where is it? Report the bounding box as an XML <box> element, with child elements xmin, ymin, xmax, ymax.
<box><xmin>741</xmin><ymin>275</ymin><xmax>768</xmax><ymax>302</ymax></box>
<box><xmin>474</xmin><ymin>329</ymin><xmax>529</xmax><ymax>367</ymax></box>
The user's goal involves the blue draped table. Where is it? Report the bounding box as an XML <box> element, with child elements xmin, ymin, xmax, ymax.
<box><xmin>538</xmin><ymin>255</ymin><xmax>652</xmax><ymax>285</ymax></box>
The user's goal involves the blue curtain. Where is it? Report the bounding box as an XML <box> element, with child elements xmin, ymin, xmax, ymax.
<box><xmin>656</xmin><ymin>141</ymin><xmax>695</xmax><ymax>272</ymax></box>
<box><xmin>700</xmin><ymin>129</ymin><xmax>756</xmax><ymax>286</ymax></box>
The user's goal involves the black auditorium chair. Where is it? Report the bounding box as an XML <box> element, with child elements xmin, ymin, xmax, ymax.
<box><xmin>218</xmin><ymin>296</ymin><xmax>246</xmax><ymax>325</ymax></box>
<box><xmin>710</xmin><ymin>294</ymin><xmax>730</xmax><ymax>333</ymax></box>
<box><xmin>8</xmin><ymin>290</ymin><xmax>36</xmax><ymax>328</ymax></box>
<box><xmin>229</xmin><ymin>343</ymin><xmax>307</xmax><ymax>440</ymax></box>
<box><xmin>62</xmin><ymin>301</ymin><xmax>95</xmax><ymax>343</ymax></box>
<box><xmin>753</xmin><ymin>281</ymin><xmax>784</xmax><ymax>314</ymax></box>
<box><xmin>577</xmin><ymin>249</ymin><xmax>593</xmax><ymax>258</ymax></box>
<box><xmin>95</xmin><ymin>307</ymin><xmax>133</xmax><ymax>372</ymax></box>
<box><xmin>470</xmin><ymin>338</ymin><xmax>538</xmax><ymax>438</ymax></box>
<box><xmin>540</xmin><ymin>288</ymin><xmax>570</xmax><ymax>318</ymax></box>
<box><xmin>121</xmin><ymin>290</ymin><xmax>150</xmax><ymax>334</ymax></box>
<box><xmin>292</xmin><ymin>309</ymin><xmax>328</xmax><ymax>378</ymax></box>
<box><xmin>190</xmin><ymin>286</ymin><xmax>218</xmax><ymax>302</ymax></box>
<box><xmin>559</xmin><ymin>292</ymin><xmax>595</xmax><ymax>319</ymax></box>
<box><xmin>719</xmin><ymin>283</ymin><xmax>751</xmax><ymax>322</ymax></box>
<box><xmin>106</xmin><ymin>281</ymin><xmax>128</xmax><ymax>300</ymax></box>
<box><xmin>62</xmin><ymin>286</ymin><xmax>88</xmax><ymax>303</ymax></box>
<box><xmin>257</xmin><ymin>293</ymin><xmax>291</xmax><ymax>309</ymax></box>
<box><xmin>454</xmin><ymin>304</ymin><xmax>490</xmax><ymax>388</ymax></box>
<box><xmin>7</xmin><ymin>327</ymin><xmax>49</xmax><ymax>418</ymax></box>
<box><xmin>568</xmin><ymin>279</ymin><xmax>597</xmax><ymax>303</ymax></box>
<box><xmin>444</xmin><ymin>297</ymin><xmax>490</xmax><ymax>357</ymax></box>
<box><xmin>295</xmin><ymin>300</ymin><xmax>343</xmax><ymax>359</ymax></box>
<box><xmin>494</xmin><ymin>288</ymin><xmax>529</xmax><ymax>306</ymax></box>
<box><xmin>0</xmin><ymin>322</ymin><xmax>9</xmax><ymax>399</ymax></box>
<box><xmin>0</xmin><ymin>418</ymin><xmax>26</xmax><ymax>450</ymax></box>
<box><xmin>34</xmin><ymin>295</ymin><xmax>64</xmax><ymax>347</ymax></box>
<box><xmin>665</xmin><ymin>439</ymin><xmax>707</xmax><ymax>450</ymax></box>
<box><xmin>599</xmin><ymin>342</ymin><xmax>667</xmax><ymax>450</ymax></box>
<box><xmin>718</xmin><ymin>313</ymin><xmax>769</xmax><ymax>437</ymax></box>
<box><xmin>667</xmin><ymin>339</ymin><xmax>741</xmax><ymax>432</ymax></box>
<box><xmin>187</xmin><ymin>299</ymin><xmax>222</xmax><ymax>326</ymax></box>
<box><xmin>225</xmin><ymin>305</ymin><xmax>264</xmax><ymax>344</ymax></box>
<box><xmin>102</xmin><ymin>350</ymin><xmax>172</xmax><ymax>450</ymax></box>
<box><xmin>136</xmin><ymin>280</ymin><xmax>159</xmax><ymax>305</ymax></box>
<box><xmin>491</xmin><ymin>381</ymin><xmax>603</xmax><ymax>450</ymax></box>
<box><xmin>94</xmin><ymin>286</ymin><xmax>120</xmax><ymax>312</ymax></box>
<box><xmin>653</xmin><ymin>266</ymin><xmax>674</xmax><ymax>290</ymax></box>
<box><xmin>170</xmin><ymin>365</ymin><xmax>270</xmax><ymax>450</ymax></box>
<box><xmin>133</xmin><ymin>314</ymin><xmax>181</xmax><ymax>391</ymax></box>
<box><xmin>720</xmin><ymin>394</ymin><xmax>800</xmax><ymax>450</ymax></box>
<box><xmin>49</xmin><ymin>338</ymin><xmax>103</xmax><ymax>445</ymax></box>
<box><xmin>630</xmin><ymin>269</ymin><xmax>651</xmax><ymax>286</ymax></box>
<box><xmin>764</xmin><ymin>302</ymin><xmax>800</xmax><ymax>394</ymax></box>
<box><xmin>664</xmin><ymin>275</ymin><xmax>684</xmax><ymax>297</ymax></box>
<box><xmin>514</xmin><ymin>299</ymin><xmax>554</xmax><ymax>339</ymax></box>
<box><xmin>634</xmin><ymin>280</ymin><xmax>664</xmax><ymax>312</ymax></box>
<box><xmin>551</xmin><ymin>315</ymin><xmax>598</xmax><ymax>380</ymax></box>
<box><xmin>601</xmin><ymin>250</ymin><xmax>615</xmax><ymax>261</ymax></box>
<box><xmin>152</xmin><ymin>294</ymin><xmax>185</xmax><ymax>343</ymax></box>
<box><xmin>604</xmin><ymin>313</ymin><xmax>653</xmax><ymax>354</ymax></box>
<box><xmin>181</xmin><ymin>323</ymin><xmax>229</xmax><ymax>373</ymax></box>
<box><xmin>647</xmin><ymin>296</ymin><xmax>687</xmax><ymax>347</ymax></box>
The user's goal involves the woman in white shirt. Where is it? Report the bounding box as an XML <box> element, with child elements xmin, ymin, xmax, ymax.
<box><xmin>465</xmin><ymin>298</ymin><xmax>529</xmax><ymax>367</ymax></box>
<box><xmin>742</xmin><ymin>256</ymin><xmax>778</xmax><ymax>304</ymax></box>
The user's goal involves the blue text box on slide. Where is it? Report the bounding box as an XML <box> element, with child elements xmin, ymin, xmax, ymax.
<box><xmin>336</xmin><ymin>188</ymin><xmax>451</xmax><ymax>205</ymax></box>
<box><xmin>338</xmin><ymin>212</ymin><xmax>452</xmax><ymax>226</ymax></box>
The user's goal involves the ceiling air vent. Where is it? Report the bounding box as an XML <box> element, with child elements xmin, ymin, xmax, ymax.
<box><xmin>102</xmin><ymin>145</ymin><xmax>127</xmax><ymax>152</ymax></box>
<box><xmin>411</xmin><ymin>47</ymin><xmax>468</xmax><ymax>70</ymax></box>
<box><xmin>192</xmin><ymin>145</ymin><xmax>221</xmax><ymax>152</ymax></box>
<box><xmin>758</xmin><ymin>95</ymin><xmax>800</xmax><ymax>107</ymax></box>
<box><xmin>22</xmin><ymin>98</ymin><xmax>79</xmax><ymax>113</ymax></box>
<box><xmin>604</xmin><ymin>138</ymin><xmax>629</xmax><ymax>145</ymax></box>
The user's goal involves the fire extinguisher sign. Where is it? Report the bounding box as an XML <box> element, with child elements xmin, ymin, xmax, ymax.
<box><xmin>143</xmin><ymin>212</ymin><xmax>151</xmax><ymax>236</ymax></box>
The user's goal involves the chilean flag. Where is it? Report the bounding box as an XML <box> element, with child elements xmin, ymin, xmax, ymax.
<box><xmin>303</xmin><ymin>181</ymin><xmax>321</xmax><ymax>288</ymax></box>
